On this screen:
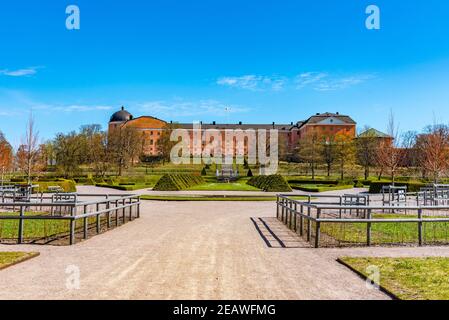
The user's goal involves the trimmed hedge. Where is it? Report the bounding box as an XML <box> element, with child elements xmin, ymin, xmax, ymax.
<box><xmin>248</xmin><ymin>175</ymin><xmax>292</xmax><ymax>192</ymax></box>
<box><xmin>369</xmin><ymin>181</ymin><xmax>427</xmax><ymax>194</ymax></box>
<box><xmin>153</xmin><ymin>174</ymin><xmax>205</xmax><ymax>191</ymax></box>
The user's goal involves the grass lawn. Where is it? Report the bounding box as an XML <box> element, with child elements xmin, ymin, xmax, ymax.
<box><xmin>0</xmin><ymin>252</ymin><xmax>40</xmax><ymax>270</ymax></box>
<box><xmin>339</xmin><ymin>257</ymin><xmax>449</xmax><ymax>300</ymax></box>
<box><xmin>187</xmin><ymin>181</ymin><xmax>261</xmax><ymax>191</ymax></box>
<box><xmin>0</xmin><ymin>213</ymin><xmax>99</xmax><ymax>240</ymax></box>
<box><xmin>321</xmin><ymin>214</ymin><xmax>449</xmax><ymax>245</ymax></box>
<box><xmin>140</xmin><ymin>195</ymin><xmax>308</xmax><ymax>201</ymax></box>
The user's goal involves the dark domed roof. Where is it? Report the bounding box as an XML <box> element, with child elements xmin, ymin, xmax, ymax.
<box><xmin>110</xmin><ymin>106</ymin><xmax>133</xmax><ymax>122</ymax></box>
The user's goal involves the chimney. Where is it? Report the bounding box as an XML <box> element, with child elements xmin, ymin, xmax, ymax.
<box><xmin>212</xmin><ymin>121</ymin><xmax>216</xmax><ymax>125</ymax></box>
<box><xmin>238</xmin><ymin>121</ymin><xmax>242</xmax><ymax>125</ymax></box>
<box><xmin>291</xmin><ymin>122</ymin><xmax>294</xmax><ymax>125</ymax></box>
<box><xmin>121</xmin><ymin>106</ymin><xmax>125</xmax><ymax>111</ymax></box>
<box><xmin>336</xmin><ymin>112</ymin><xmax>339</xmax><ymax>115</ymax></box>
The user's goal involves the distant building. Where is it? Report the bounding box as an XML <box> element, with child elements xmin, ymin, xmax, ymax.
<box><xmin>357</xmin><ymin>128</ymin><xmax>393</xmax><ymax>145</ymax></box>
<box><xmin>108</xmin><ymin>107</ymin><xmax>357</xmax><ymax>159</ymax></box>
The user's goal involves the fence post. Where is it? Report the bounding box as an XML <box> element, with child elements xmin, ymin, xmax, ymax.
<box><xmin>315</xmin><ymin>208</ymin><xmax>321</xmax><ymax>248</ymax></box>
<box><xmin>122</xmin><ymin>199</ymin><xmax>126</xmax><ymax>223</ymax></box>
<box><xmin>129</xmin><ymin>198</ymin><xmax>133</xmax><ymax>221</ymax></box>
<box><xmin>367</xmin><ymin>209</ymin><xmax>372</xmax><ymax>246</ymax></box>
<box><xmin>115</xmin><ymin>200</ymin><xmax>119</xmax><ymax>226</ymax></box>
<box><xmin>307</xmin><ymin>207</ymin><xmax>311</xmax><ymax>242</ymax></box>
<box><xmin>339</xmin><ymin>196</ymin><xmax>342</xmax><ymax>218</ymax></box>
<box><xmin>69</xmin><ymin>206</ymin><xmax>75</xmax><ymax>245</ymax></box>
<box><xmin>276</xmin><ymin>196</ymin><xmax>280</xmax><ymax>219</ymax></box>
<box><xmin>299</xmin><ymin>205</ymin><xmax>304</xmax><ymax>236</ymax></box>
<box><xmin>83</xmin><ymin>204</ymin><xmax>88</xmax><ymax>240</ymax></box>
<box><xmin>281</xmin><ymin>198</ymin><xmax>285</xmax><ymax>223</ymax></box>
<box><xmin>106</xmin><ymin>195</ymin><xmax>111</xmax><ymax>228</ymax></box>
<box><xmin>96</xmin><ymin>203</ymin><xmax>101</xmax><ymax>234</ymax></box>
<box><xmin>18</xmin><ymin>205</ymin><xmax>24</xmax><ymax>244</ymax></box>
<box><xmin>293</xmin><ymin>202</ymin><xmax>297</xmax><ymax>232</ymax></box>
<box><xmin>418</xmin><ymin>208</ymin><xmax>423</xmax><ymax>246</ymax></box>
<box><xmin>137</xmin><ymin>197</ymin><xmax>140</xmax><ymax>218</ymax></box>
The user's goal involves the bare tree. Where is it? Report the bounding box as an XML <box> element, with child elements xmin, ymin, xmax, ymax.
<box><xmin>377</xmin><ymin>111</ymin><xmax>403</xmax><ymax>183</ymax></box>
<box><xmin>0</xmin><ymin>131</ymin><xmax>13</xmax><ymax>185</ymax></box>
<box><xmin>356</xmin><ymin>127</ymin><xmax>379</xmax><ymax>180</ymax></box>
<box><xmin>156</xmin><ymin>123</ymin><xmax>180</xmax><ymax>164</ymax></box>
<box><xmin>80</xmin><ymin>125</ymin><xmax>111</xmax><ymax>177</ymax></box>
<box><xmin>109</xmin><ymin>126</ymin><xmax>143</xmax><ymax>176</ymax></box>
<box><xmin>417</xmin><ymin>125</ymin><xmax>449</xmax><ymax>183</ymax></box>
<box><xmin>21</xmin><ymin>114</ymin><xmax>40</xmax><ymax>184</ymax></box>
<box><xmin>334</xmin><ymin>132</ymin><xmax>356</xmax><ymax>180</ymax></box>
<box><xmin>321</xmin><ymin>135</ymin><xmax>336</xmax><ymax>177</ymax></box>
<box><xmin>53</xmin><ymin>131</ymin><xmax>85</xmax><ymax>178</ymax></box>
<box><xmin>297</xmin><ymin>129</ymin><xmax>322</xmax><ymax>179</ymax></box>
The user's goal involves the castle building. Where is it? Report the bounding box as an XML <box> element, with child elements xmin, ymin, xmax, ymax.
<box><xmin>108</xmin><ymin>107</ymin><xmax>357</xmax><ymax>159</ymax></box>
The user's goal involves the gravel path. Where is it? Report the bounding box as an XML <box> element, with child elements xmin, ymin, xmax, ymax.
<box><xmin>0</xmin><ymin>197</ymin><xmax>392</xmax><ymax>300</ymax></box>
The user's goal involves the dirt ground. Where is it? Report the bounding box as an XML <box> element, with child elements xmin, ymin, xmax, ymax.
<box><xmin>1</xmin><ymin>191</ymin><xmax>447</xmax><ymax>300</ymax></box>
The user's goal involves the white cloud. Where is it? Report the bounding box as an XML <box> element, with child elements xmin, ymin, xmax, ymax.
<box><xmin>0</xmin><ymin>67</ymin><xmax>41</xmax><ymax>77</ymax></box>
<box><xmin>138</xmin><ymin>99</ymin><xmax>251</xmax><ymax>118</ymax></box>
<box><xmin>295</xmin><ymin>72</ymin><xmax>375</xmax><ymax>91</ymax></box>
<box><xmin>218</xmin><ymin>72</ymin><xmax>375</xmax><ymax>92</ymax></box>
<box><xmin>295</xmin><ymin>72</ymin><xmax>329</xmax><ymax>88</ymax></box>
<box><xmin>217</xmin><ymin>75</ymin><xmax>286</xmax><ymax>91</ymax></box>
<box><xmin>52</xmin><ymin>105</ymin><xmax>113</xmax><ymax>112</ymax></box>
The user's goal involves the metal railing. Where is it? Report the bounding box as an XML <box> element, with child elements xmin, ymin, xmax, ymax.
<box><xmin>276</xmin><ymin>194</ymin><xmax>449</xmax><ymax>248</ymax></box>
<box><xmin>0</xmin><ymin>193</ymin><xmax>141</xmax><ymax>245</ymax></box>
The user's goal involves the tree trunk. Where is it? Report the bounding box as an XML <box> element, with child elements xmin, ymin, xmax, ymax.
<box><xmin>311</xmin><ymin>163</ymin><xmax>315</xmax><ymax>180</ymax></box>
<box><xmin>364</xmin><ymin>166</ymin><xmax>369</xmax><ymax>180</ymax></box>
<box><xmin>340</xmin><ymin>162</ymin><xmax>344</xmax><ymax>180</ymax></box>
<box><xmin>327</xmin><ymin>163</ymin><xmax>331</xmax><ymax>177</ymax></box>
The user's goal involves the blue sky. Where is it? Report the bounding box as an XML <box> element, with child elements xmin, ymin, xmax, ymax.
<box><xmin>1</xmin><ymin>0</ymin><xmax>449</xmax><ymax>146</ymax></box>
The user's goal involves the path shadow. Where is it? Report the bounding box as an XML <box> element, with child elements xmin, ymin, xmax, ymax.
<box><xmin>250</xmin><ymin>217</ymin><xmax>311</xmax><ymax>248</ymax></box>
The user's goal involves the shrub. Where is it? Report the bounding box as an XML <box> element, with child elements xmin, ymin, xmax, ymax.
<box><xmin>248</xmin><ymin>175</ymin><xmax>292</xmax><ymax>192</ymax></box>
<box><xmin>247</xmin><ymin>168</ymin><xmax>253</xmax><ymax>177</ymax></box>
<box><xmin>94</xmin><ymin>177</ymin><xmax>105</xmax><ymax>184</ymax></box>
<box><xmin>338</xmin><ymin>178</ymin><xmax>356</xmax><ymax>186</ymax></box>
<box><xmin>201</xmin><ymin>167</ymin><xmax>207</xmax><ymax>176</ymax></box>
<box><xmin>104</xmin><ymin>177</ymin><xmax>117</xmax><ymax>185</ymax></box>
<box><xmin>354</xmin><ymin>181</ymin><xmax>364</xmax><ymax>188</ymax></box>
<box><xmin>153</xmin><ymin>174</ymin><xmax>205</xmax><ymax>191</ymax></box>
